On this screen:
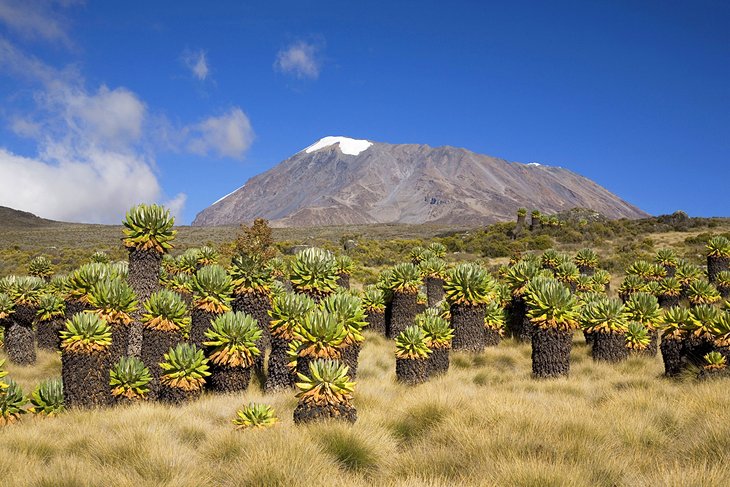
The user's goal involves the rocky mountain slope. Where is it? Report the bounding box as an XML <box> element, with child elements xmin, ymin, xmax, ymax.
<box><xmin>193</xmin><ymin>137</ymin><xmax>648</xmax><ymax>227</ymax></box>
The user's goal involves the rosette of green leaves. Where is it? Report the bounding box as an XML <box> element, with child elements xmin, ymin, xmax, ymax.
<box><xmin>581</xmin><ymin>296</ymin><xmax>627</xmax><ymax>334</ymax></box>
<box><xmin>686</xmin><ymin>280</ymin><xmax>721</xmax><ymax>306</ymax></box>
<box><xmin>28</xmin><ymin>256</ymin><xmax>53</xmax><ymax>281</ymax></box>
<box><xmin>289</xmin><ymin>247</ymin><xmax>339</xmax><ymax>297</ymax></box>
<box><xmin>142</xmin><ymin>289</ymin><xmax>190</xmax><ymax>332</ymax></box>
<box><xmin>294</xmin><ymin>309</ymin><xmax>347</xmax><ymax>359</ymax></box>
<box><xmin>229</xmin><ymin>254</ymin><xmax>273</xmax><ymax>295</ymax></box>
<box><xmin>204</xmin><ymin>311</ymin><xmax>262</xmax><ymax>368</ymax></box>
<box><xmin>269</xmin><ymin>292</ymin><xmax>315</xmax><ymax>341</ymax></box>
<box><xmin>36</xmin><ymin>294</ymin><xmax>65</xmax><ymax>322</ymax></box>
<box><xmin>418</xmin><ymin>312</ymin><xmax>453</xmax><ymax>349</ymax></box>
<box><xmin>443</xmin><ymin>262</ymin><xmax>497</xmax><ymax>306</ymax></box>
<box><xmin>624</xmin><ymin>292</ymin><xmax>661</xmax><ymax>330</ymax></box>
<box><xmin>122</xmin><ymin>203</ymin><xmax>176</xmax><ymax>253</ymax></box>
<box><xmin>395</xmin><ymin>325</ymin><xmax>432</xmax><ymax>359</ymax></box>
<box><xmin>707</xmin><ymin>236</ymin><xmax>730</xmax><ymax>258</ymax></box>
<box><xmin>625</xmin><ymin>322</ymin><xmax>650</xmax><ymax>351</ymax></box>
<box><xmin>191</xmin><ymin>264</ymin><xmax>233</xmax><ymax>313</ymax></box>
<box><xmin>295</xmin><ymin>359</ymin><xmax>354</xmax><ymax>407</ymax></box>
<box><xmin>320</xmin><ymin>292</ymin><xmax>367</xmax><ymax>345</ymax></box>
<box><xmin>159</xmin><ymin>343</ymin><xmax>210</xmax><ymax>391</ymax></box>
<box><xmin>110</xmin><ymin>356</ymin><xmax>152</xmax><ymax>400</ymax></box>
<box><xmin>29</xmin><ymin>378</ymin><xmax>64</xmax><ymax>415</ymax></box>
<box><xmin>233</xmin><ymin>403</ymin><xmax>278</xmax><ymax>429</ymax></box>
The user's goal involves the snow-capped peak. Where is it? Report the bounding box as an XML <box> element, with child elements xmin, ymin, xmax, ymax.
<box><xmin>213</xmin><ymin>184</ymin><xmax>244</xmax><ymax>205</ymax></box>
<box><xmin>527</xmin><ymin>162</ymin><xmax>542</xmax><ymax>167</ymax></box>
<box><xmin>302</xmin><ymin>136</ymin><xmax>373</xmax><ymax>156</ymax></box>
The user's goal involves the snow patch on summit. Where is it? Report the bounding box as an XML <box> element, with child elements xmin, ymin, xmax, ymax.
<box><xmin>303</xmin><ymin>136</ymin><xmax>373</xmax><ymax>156</ymax></box>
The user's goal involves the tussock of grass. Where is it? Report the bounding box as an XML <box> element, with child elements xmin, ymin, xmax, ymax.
<box><xmin>2</xmin><ymin>330</ymin><xmax>730</xmax><ymax>486</ymax></box>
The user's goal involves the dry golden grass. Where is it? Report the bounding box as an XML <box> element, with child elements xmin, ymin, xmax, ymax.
<box><xmin>1</xmin><ymin>333</ymin><xmax>730</xmax><ymax>486</ymax></box>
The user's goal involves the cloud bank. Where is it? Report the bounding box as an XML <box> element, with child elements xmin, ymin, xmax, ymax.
<box><xmin>274</xmin><ymin>40</ymin><xmax>322</xmax><ymax>79</ymax></box>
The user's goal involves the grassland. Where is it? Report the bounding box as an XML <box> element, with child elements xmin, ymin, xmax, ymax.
<box><xmin>1</xmin><ymin>333</ymin><xmax>729</xmax><ymax>486</ymax></box>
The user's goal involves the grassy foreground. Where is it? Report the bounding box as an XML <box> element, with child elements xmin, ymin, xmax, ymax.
<box><xmin>1</xmin><ymin>332</ymin><xmax>729</xmax><ymax>487</ymax></box>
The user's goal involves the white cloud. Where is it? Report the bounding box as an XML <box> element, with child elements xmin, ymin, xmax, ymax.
<box><xmin>182</xmin><ymin>49</ymin><xmax>209</xmax><ymax>81</ymax></box>
<box><xmin>0</xmin><ymin>42</ymin><xmax>186</xmax><ymax>223</ymax></box>
<box><xmin>0</xmin><ymin>0</ymin><xmax>80</xmax><ymax>46</ymax></box>
<box><xmin>274</xmin><ymin>40</ymin><xmax>322</xmax><ymax>79</ymax></box>
<box><xmin>186</xmin><ymin>108</ymin><xmax>254</xmax><ymax>159</ymax></box>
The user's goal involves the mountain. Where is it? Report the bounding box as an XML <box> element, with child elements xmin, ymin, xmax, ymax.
<box><xmin>0</xmin><ymin>206</ymin><xmax>57</xmax><ymax>228</ymax></box>
<box><xmin>193</xmin><ymin>137</ymin><xmax>648</xmax><ymax>227</ymax></box>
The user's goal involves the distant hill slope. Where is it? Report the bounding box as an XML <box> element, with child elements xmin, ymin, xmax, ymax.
<box><xmin>0</xmin><ymin>206</ymin><xmax>57</xmax><ymax>228</ymax></box>
<box><xmin>193</xmin><ymin>136</ymin><xmax>648</xmax><ymax>227</ymax></box>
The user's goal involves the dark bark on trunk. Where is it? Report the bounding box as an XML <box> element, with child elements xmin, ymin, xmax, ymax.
<box><xmin>638</xmin><ymin>329</ymin><xmax>659</xmax><ymax>357</ymax></box>
<box><xmin>658</xmin><ymin>295</ymin><xmax>680</xmax><ymax>309</ymax></box>
<box><xmin>683</xmin><ymin>335</ymin><xmax>715</xmax><ymax>367</ymax></box>
<box><xmin>209</xmin><ymin>364</ymin><xmax>252</xmax><ymax>393</ymax></box>
<box><xmin>293</xmin><ymin>402</ymin><xmax>357</xmax><ymax>424</ymax></box>
<box><xmin>5</xmin><ymin>304</ymin><xmax>36</xmax><ymax>365</ymax></box>
<box><xmin>697</xmin><ymin>367</ymin><xmax>730</xmax><ymax>381</ymax></box>
<box><xmin>718</xmin><ymin>286</ymin><xmax>730</xmax><ymax>300</ymax></box>
<box><xmin>396</xmin><ymin>357</ymin><xmax>429</xmax><ymax>385</ymax></box>
<box><xmin>141</xmin><ymin>327</ymin><xmax>184</xmax><ymax>399</ymax></box>
<box><xmin>708</xmin><ymin>256</ymin><xmax>729</xmax><ymax>284</ymax></box>
<box><xmin>108</xmin><ymin>322</ymin><xmax>130</xmax><ymax>367</ymax></box>
<box><xmin>484</xmin><ymin>329</ymin><xmax>501</xmax><ymax>347</ymax></box>
<box><xmin>64</xmin><ymin>300</ymin><xmax>89</xmax><ymax>321</ymax></box>
<box><xmin>365</xmin><ymin>310</ymin><xmax>386</xmax><ymax>336</ymax></box>
<box><xmin>158</xmin><ymin>384</ymin><xmax>202</xmax><ymax>405</ymax></box>
<box><xmin>265</xmin><ymin>337</ymin><xmax>295</xmax><ymax>393</ymax></box>
<box><xmin>425</xmin><ymin>277</ymin><xmax>445</xmax><ymax>307</ymax></box>
<box><xmin>427</xmin><ymin>348</ymin><xmax>449</xmax><ymax>376</ymax></box>
<box><xmin>531</xmin><ymin>327</ymin><xmax>572</xmax><ymax>378</ymax></box>
<box><xmin>506</xmin><ymin>297</ymin><xmax>530</xmax><ymax>342</ymax></box>
<box><xmin>450</xmin><ymin>303</ymin><xmax>486</xmax><ymax>352</ymax></box>
<box><xmin>62</xmin><ymin>350</ymin><xmax>111</xmax><ymax>409</ymax></box>
<box><xmin>127</xmin><ymin>248</ymin><xmax>162</xmax><ymax>358</ymax></box>
<box><xmin>232</xmin><ymin>291</ymin><xmax>272</xmax><ymax>379</ymax></box>
<box><xmin>388</xmin><ymin>291</ymin><xmax>419</xmax><ymax>339</ymax></box>
<box><xmin>340</xmin><ymin>343</ymin><xmax>361</xmax><ymax>380</ymax></box>
<box><xmin>336</xmin><ymin>273</ymin><xmax>350</xmax><ymax>290</ymax></box>
<box><xmin>578</xmin><ymin>266</ymin><xmax>595</xmax><ymax>277</ymax></box>
<box><xmin>664</xmin><ymin>266</ymin><xmax>676</xmax><ymax>278</ymax></box>
<box><xmin>36</xmin><ymin>318</ymin><xmax>64</xmax><ymax>351</ymax></box>
<box><xmin>190</xmin><ymin>308</ymin><xmax>217</xmax><ymax>348</ymax></box>
<box><xmin>583</xmin><ymin>330</ymin><xmax>594</xmax><ymax>347</ymax></box>
<box><xmin>592</xmin><ymin>331</ymin><xmax>628</xmax><ymax>363</ymax></box>
<box><xmin>660</xmin><ymin>336</ymin><xmax>684</xmax><ymax>377</ymax></box>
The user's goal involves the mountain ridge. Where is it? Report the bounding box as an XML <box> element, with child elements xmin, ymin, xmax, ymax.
<box><xmin>193</xmin><ymin>137</ymin><xmax>648</xmax><ymax>227</ymax></box>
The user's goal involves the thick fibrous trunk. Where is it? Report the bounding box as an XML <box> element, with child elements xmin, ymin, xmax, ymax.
<box><xmin>141</xmin><ymin>327</ymin><xmax>184</xmax><ymax>398</ymax></box>
<box><xmin>388</xmin><ymin>291</ymin><xmax>419</xmax><ymax>339</ymax></box>
<box><xmin>507</xmin><ymin>297</ymin><xmax>530</xmax><ymax>342</ymax></box>
<box><xmin>578</xmin><ymin>266</ymin><xmax>595</xmax><ymax>277</ymax></box>
<box><xmin>62</xmin><ymin>350</ymin><xmax>111</xmax><ymax>409</ymax></box>
<box><xmin>664</xmin><ymin>266</ymin><xmax>676</xmax><ymax>278</ymax></box>
<box><xmin>5</xmin><ymin>304</ymin><xmax>36</xmax><ymax>365</ymax></box>
<box><xmin>365</xmin><ymin>310</ymin><xmax>386</xmax><ymax>336</ymax></box>
<box><xmin>427</xmin><ymin>348</ymin><xmax>449</xmax><ymax>376</ymax></box>
<box><xmin>36</xmin><ymin>318</ymin><xmax>64</xmax><ymax>351</ymax></box>
<box><xmin>209</xmin><ymin>364</ymin><xmax>252</xmax><ymax>393</ymax></box>
<box><xmin>190</xmin><ymin>308</ymin><xmax>217</xmax><ymax>348</ymax></box>
<box><xmin>336</xmin><ymin>273</ymin><xmax>350</xmax><ymax>290</ymax></box>
<box><xmin>658</xmin><ymin>295</ymin><xmax>680</xmax><ymax>309</ymax></box>
<box><xmin>425</xmin><ymin>277</ymin><xmax>445</xmax><ymax>307</ymax></box>
<box><xmin>64</xmin><ymin>300</ymin><xmax>89</xmax><ymax>321</ymax></box>
<box><xmin>158</xmin><ymin>384</ymin><xmax>202</xmax><ymax>405</ymax></box>
<box><xmin>127</xmin><ymin>248</ymin><xmax>162</xmax><ymax>357</ymax></box>
<box><xmin>683</xmin><ymin>335</ymin><xmax>715</xmax><ymax>367</ymax></box>
<box><xmin>531</xmin><ymin>327</ymin><xmax>572</xmax><ymax>378</ymax></box>
<box><xmin>583</xmin><ymin>330</ymin><xmax>594</xmax><ymax>347</ymax></box>
<box><xmin>660</xmin><ymin>336</ymin><xmax>684</xmax><ymax>377</ymax></box>
<box><xmin>265</xmin><ymin>337</ymin><xmax>295</xmax><ymax>393</ymax></box>
<box><xmin>232</xmin><ymin>291</ymin><xmax>272</xmax><ymax>376</ymax></box>
<box><xmin>293</xmin><ymin>402</ymin><xmax>357</xmax><ymax>424</ymax></box>
<box><xmin>592</xmin><ymin>331</ymin><xmax>628</xmax><ymax>363</ymax></box>
<box><xmin>484</xmin><ymin>329</ymin><xmax>501</xmax><ymax>347</ymax></box>
<box><xmin>396</xmin><ymin>357</ymin><xmax>429</xmax><ymax>385</ymax></box>
<box><xmin>450</xmin><ymin>303</ymin><xmax>486</xmax><ymax>352</ymax></box>
<box><xmin>340</xmin><ymin>343</ymin><xmax>361</xmax><ymax>380</ymax></box>
<box><xmin>707</xmin><ymin>256</ymin><xmax>729</xmax><ymax>284</ymax></box>
<box><xmin>108</xmin><ymin>322</ymin><xmax>130</xmax><ymax>367</ymax></box>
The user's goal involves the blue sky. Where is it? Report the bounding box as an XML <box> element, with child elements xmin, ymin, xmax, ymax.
<box><xmin>0</xmin><ymin>0</ymin><xmax>728</xmax><ymax>224</ymax></box>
